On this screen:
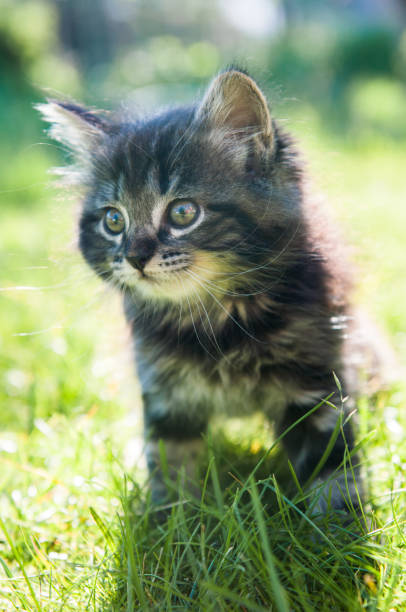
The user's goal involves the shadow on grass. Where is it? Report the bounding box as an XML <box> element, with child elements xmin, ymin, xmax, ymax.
<box><xmin>97</xmin><ymin>430</ymin><xmax>382</xmax><ymax>611</ymax></box>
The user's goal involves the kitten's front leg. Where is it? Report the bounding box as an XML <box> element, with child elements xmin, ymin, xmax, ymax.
<box><xmin>277</xmin><ymin>400</ymin><xmax>363</xmax><ymax>515</ymax></box>
<box><xmin>143</xmin><ymin>392</ymin><xmax>208</xmax><ymax>505</ymax></box>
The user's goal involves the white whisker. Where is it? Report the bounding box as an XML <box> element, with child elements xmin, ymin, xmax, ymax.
<box><xmin>184</xmin><ymin>270</ymin><xmax>263</xmax><ymax>344</ymax></box>
<box><xmin>179</xmin><ymin>277</ymin><xmax>217</xmax><ymax>360</ymax></box>
<box><xmin>192</xmin><ymin>287</ymin><xmax>230</xmax><ymax>362</ymax></box>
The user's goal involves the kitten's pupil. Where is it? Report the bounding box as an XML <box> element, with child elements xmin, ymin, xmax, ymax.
<box><xmin>168</xmin><ymin>201</ymin><xmax>199</xmax><ymax>227</ymax></box>
<box><xmin>104</xmin><ymin>208</ymin><xmax>125</xmax><ymax>234</ymax></box>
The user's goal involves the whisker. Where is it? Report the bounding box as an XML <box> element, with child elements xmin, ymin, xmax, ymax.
<box><xmin>184</xmin><ymin>270</ymin><xmax>264</xmax><ymax>344</ymax></box>
<box><xmin>179</xmin><ymin>277</ymin><xmax>217</xmax><ymax>361</ymax></box>
<box><xmin>189</xmin><ymin>288</ymin><xmax>221</xmax><ymax>357</ymax></box>
<box><xmin>191</xmin><ymin>220</ymin><xmax>302</xmax><ymax>286</ymax></box>
<box><xmin>176</xmin><ymin>280</ymin><xmax>184</xmax><ymax>344</ymax></box>
<box><xmin>13</xmin><ymin>324</ymin><xmax>62</xmax><ymax>337</ymax></box>
<box><xmin>188</xmin><ymin>268</ymin><xmax>268</xmax><ymax>298</ymax></box>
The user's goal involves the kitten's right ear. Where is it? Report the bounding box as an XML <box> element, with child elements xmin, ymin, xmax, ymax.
<box><xmin>36</xmin><ymin>100</ymin><xmax>109</xmax><ymax>158</ymax></box>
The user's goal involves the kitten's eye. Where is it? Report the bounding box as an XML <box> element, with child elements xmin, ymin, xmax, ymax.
<box><xmin>104</xmin><ymin>208</ymin><xmax>125</xmax><ymax>234</ymax></box>
<box><xmin>168</xmin><ymin>201</ymin><xmax>199</xmax><ymax>228</ymax></box>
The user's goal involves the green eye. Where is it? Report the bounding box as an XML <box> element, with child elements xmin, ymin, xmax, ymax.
<box><xmin>104</xmin><ymin>208</ymin><xmax>125</xmax><ymax>234</ymax></box>
<box><xmin>168</xmin><ymin>201</ymin><xmax>199</xmax><ymax>228</ymax></box>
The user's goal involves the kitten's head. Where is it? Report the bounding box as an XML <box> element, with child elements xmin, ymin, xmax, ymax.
<box><xmin>38</xmin><ymin>70</ymin><xmax>302</xmax><ymax>305</ymax></box>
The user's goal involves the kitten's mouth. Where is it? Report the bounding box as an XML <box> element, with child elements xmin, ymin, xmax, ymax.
<box><xmin>110</xmin><ymin>255</ymin><xmax>190</xmax><ymax>287</ymax></box>
<box><xmin>110</xmin><ymin>250</ymin><xmax>233</xmax><ymax>303</ymax></box>
<box><xmin>141</xmin><ymin>267</ymin><xmax>190</xmax><ymax>283</ymax></box>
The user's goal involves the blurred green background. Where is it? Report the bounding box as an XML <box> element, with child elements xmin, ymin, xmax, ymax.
<box><xmin>3</xmin><ymin>0</ymin><xmax>406</xmax><ymax>190</ymax></box>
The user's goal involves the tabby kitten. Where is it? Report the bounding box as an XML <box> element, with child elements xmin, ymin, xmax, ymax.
<box><xmin>39</xmin><ymin>69</ymin><xmax>364</xmax><ymax>514</ymax></box>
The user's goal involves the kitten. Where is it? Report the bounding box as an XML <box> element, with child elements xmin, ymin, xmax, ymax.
<box><xmin>38</xmin><ymin>69</ymin><xmax>367</xmax><ymax>515</ymax></box>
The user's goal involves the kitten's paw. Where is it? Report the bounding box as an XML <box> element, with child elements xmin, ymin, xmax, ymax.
<box><xmin>301</xmin><ymin>475</ymin><xmax>366</xmax><ymax>547</ymax></box>
<box><xmin>148</xmin><ymin>474</ymin><xmax>202</xmax><ymax>524</ymax></box>
<box><xmin>307</xmin><ymin>471</ymin><xmax>364</xmax><ymax>520</ymax></box>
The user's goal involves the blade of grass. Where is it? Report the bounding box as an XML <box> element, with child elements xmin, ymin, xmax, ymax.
<box><xmin>89</xmin><ymin>506</ymin><xmax>115</xmax><ymax>550</ymax></box>
<box><xmin>304</xmin><ymin>409</ymin><xmax>343</xmax><ymax>488</ymax></box>
<box><xmin>120</xmin><ymin>479</ymin><xmax>147</xmax><ymax>610</ymax></box>
<box><xmin>249</xmin><ymin>477</ymin><xmax>290</xmax><ymax>612</ymax></box>
<box><xmin>0</xmin><ymin>518</ymin><xmax>41</xmax><ymax>612</ymax></box>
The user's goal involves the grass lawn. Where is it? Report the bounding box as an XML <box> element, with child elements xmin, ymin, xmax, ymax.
<box><xmin>0</xmin><ymin>107</ymin><xmax>405</xmax><ymax>611</ymax></box>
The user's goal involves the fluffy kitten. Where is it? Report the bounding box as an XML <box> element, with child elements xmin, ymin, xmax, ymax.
<box><xmin>38</xmin><ymin>69</ymin><xmax>366</xmax><ymax>514</ymax></box>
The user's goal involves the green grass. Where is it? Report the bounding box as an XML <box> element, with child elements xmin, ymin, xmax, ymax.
<box><xmin>1</xmin><ymin>109</ymin><xmax>405</xmax><ymax>610</ymax></box>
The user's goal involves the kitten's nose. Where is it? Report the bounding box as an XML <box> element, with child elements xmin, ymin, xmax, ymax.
<box><xmin>125</xmin><ymin>236</ymin><xmax>156</xmax><ymax>272</ymax></box>
<box><xmin>126</xmin><ymin>255</ymin><xmax>148</xmax><ymax>272</ymax></box>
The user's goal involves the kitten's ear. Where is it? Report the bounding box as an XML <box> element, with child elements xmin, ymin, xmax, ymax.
<box><xmin>197</xmin><ymin>70</ymin><xmax>273</xmax><ymax>150</ymax></box>
<box><xmin>36</xmin><ymin>100</ymin><xmax>109</xmax><ymax>157</ymax></box>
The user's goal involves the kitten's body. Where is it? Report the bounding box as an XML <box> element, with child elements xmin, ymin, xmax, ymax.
<box><xmin>39</xmin><ymin>70</ymin><xmax>367</xmax><ymax>514</ymax></box>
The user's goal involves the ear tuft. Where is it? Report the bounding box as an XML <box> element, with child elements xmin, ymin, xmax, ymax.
<box><xmin>197</xmin><ymin>70</ymin><xmax>273</xmax><ymax>149</ymax></box>
<box><xmin>36</xmin><ymin>99</ymin><xmax>108</xmax><ymax>156</ymax></box>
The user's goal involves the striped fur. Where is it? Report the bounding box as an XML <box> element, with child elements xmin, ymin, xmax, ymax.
<box><xmin>39</xmin><ymin>70</ymin><xmax>367</xmax><ymax>515</ymax></box>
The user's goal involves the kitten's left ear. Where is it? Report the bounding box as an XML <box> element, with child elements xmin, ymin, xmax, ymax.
<box><xmin>196</xmin><ymin>69</ymin><xmax>273</xmax><ymax>150</ymax></box>
<box><xmin>36</xmin><ymin>99</ymin><xmax>109</xmax><ymax>159</ymax></box>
